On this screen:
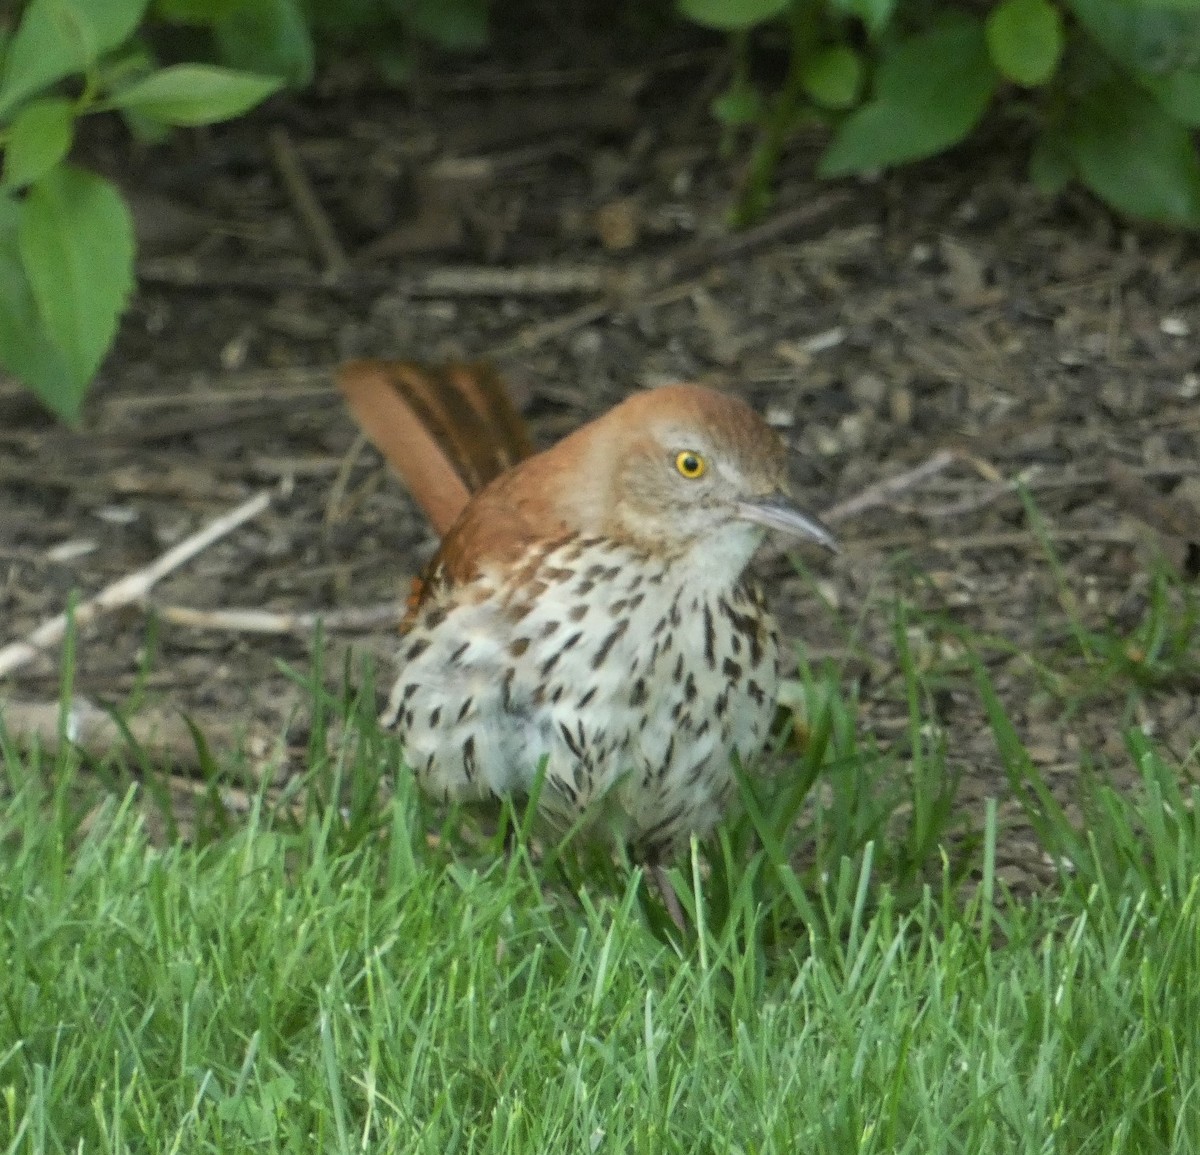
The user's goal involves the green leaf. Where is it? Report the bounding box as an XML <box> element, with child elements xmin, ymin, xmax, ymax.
<box><xmin>404</xmin><ymin>0</ymin><xmax>489</xmax><ymax>49</ymax></box>
<box><xmin>1143</xmin><ymin>69</ymin><xmax>1200</xmax><ymax>126</ymax></box>
<box><xmin>120</xmin><ymin>106</ymin><xmax>173</xmax><ymax>144</ymax></box>
<box><xmin>677</xmin><ymin>0</ymin><xmax>789</xmax><ymax>31</ymax></box>
<box><xmin>306</xmin><ymin>0</ymin><xmax>380</xmax><ymax>40</ymax></box>
<box><xmin>213</xmin><ymin>0</ymin><xmax>314</xmax><ymax>87</ymax></box>
<box><xmin>986</xmin><ymin>0</ymin><xmax>1063</xmax><ymax>86</ymax></box>
<box><xmin>3</xmin><ymin>97</ymin><xmax>74</xmax><ymax>188</ymax></box>
<box><xmin>17</xmin><ymin>165</ymin><xmax>134</xmax><ymax>400</ymax></box>
<box><xmin>802</xmin><ymin>46</ymin><xmax>863</xmax><ymax>109</ymax></box>
<box><xmin>95</xmin><ymin>40</ymin><xmax>157</xmax><ymax>92</ymax></box>
<box><xmin>153</xmin><ymin>0</ymin><xmax>255</xmax><ymax>21</ymax></box>
<box><xmin>827</xmin><ymin>0</ymin><xmax>897</xmax><ymax>37</ymax></box>
<box><xmin>712</xmin><ymin>79</ymin><xmax>764</xmax><ymax>126</ymax></box>
<box><xmin>1065</xmin><ymin>77</ymin><xmax>1200</xmax><ymax>226</ymax></box>
<box><xmin>0</xmin><ymin>0</ymin><xmax>150</xmax><ymax>118</ymax></box>
<box><xmin>1068</xmin><ymin>0</ymin><xmax>1200</xmax><ymax>77</ymax></box>
<box><xmin>819</xmin><ymin>18</ymin><xmax>997</xmax><ymax>177</ymax></box>
<box><xmin>0</xmin><ymin>194</ymin><xmax>76</xmax><ymax>419</ymax></box>
<box><xmin>105</xmin><ymin>64</ymin><xmax>283</xmax><ymax>125</ymax></box>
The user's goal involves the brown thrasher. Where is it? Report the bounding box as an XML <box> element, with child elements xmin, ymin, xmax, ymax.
<box><xmin>338</xmin><ymin>360</ymin><xmax>836</xmax><ymax>862</ymax></box>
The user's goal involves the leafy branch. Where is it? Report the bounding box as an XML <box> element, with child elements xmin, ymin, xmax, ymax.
<box><xmin>683</xmin><ymin>0</ymin><xmax>1200</xmax><ymax>228</ymax></box>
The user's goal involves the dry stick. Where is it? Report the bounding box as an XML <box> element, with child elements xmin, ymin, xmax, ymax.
<box><xmin>138</xmin><ymin>192</ymin><xmax>852</xmax><ymax>307</ymax></box>
<box><xmin>423</xmin><ymin>265</ymin><xmax>610</xmax><ymax>296</ymax></box>
<box><xmin>657</xmin><ymin>190</ymin><xmax>854</xmax><ymax>283</ymax></box>
<box><xmin>136</xmin><ymin>258</ymin><xmax>380</xmax><ymax>296</ymax></box>
<box><xmin>0</xmin><ymin>698</ymin><xmax>228</xmax><ymax>772</ymax></box>
<box><xmin>1105</xmin><ymin>460</ymin><xmax>1200</xmax><ymax>542</ymax></box>
<box><xmin>491</xmin><ymin>192</ymin><xmax>854</xmax><ymax>357</ymax></box>
<box><xmin>0</xmin><ymin>454</ymin><xmax>997</xmax><ymax>768</ymax></box>
<box><xmin>0</xmin><ymin>490</ymin><xmax>272</xmax><ymax>679</ymax></box>
<box><xmin>820</xmin><ymin>450</ymin><xmax>959</xmax><ymax>525</ymax></box>
<box><xmin>866</xmin><ymin>527</ymin><xmax>1138</xmax><ymax>553</ymax></box>
<box><xmin>324</xmin><ymin>431</ymin><xmax>370</xmax><ymax>527</ymax></box>
<box><xmin>152</xmin><ymin>603</ymin><xmax>402</xmax><ymax>635</ymax></box>
<box><xmin>0</xmin><ymin>698</ymin><xmax>300</xmax><ymax>796</ymax></box>
<box><xmin>488</xmin><ymin>300</ymin><xmax>611</xmax><ymax>358</ymax></box>
<box><xmin>268</xmin><ymin>126</ymin><xmax>350</xmax><ymax>281</ymax></box>
<box><xmin>130</xmin><ymin>454</ymin><xmax>969</xmax><ymax>641</ymax></box>
<box><xmin>892</xmin><ymin>480</ymin><xmax>1017</xmax><ymax>520</ymax></box>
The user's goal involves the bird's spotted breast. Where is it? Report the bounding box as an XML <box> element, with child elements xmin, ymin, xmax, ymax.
<box><xmin>384</xmin><ymin>535</ymin><xmax>781</xmax><ymax>855</ymax></box>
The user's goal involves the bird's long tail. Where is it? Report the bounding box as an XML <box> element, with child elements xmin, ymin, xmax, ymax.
<box><xmin>336</xmin><ymin>359</ymin><xmax>534</xmax><ymax>537</ymax></box>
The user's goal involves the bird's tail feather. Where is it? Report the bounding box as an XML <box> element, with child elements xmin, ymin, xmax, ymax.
<box><xmin>336</xmin><ymin>359</ymin><xmax>534</xmax><ymax>537</ymax></box>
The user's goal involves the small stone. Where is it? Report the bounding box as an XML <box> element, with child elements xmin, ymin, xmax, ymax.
<box><xmin>571</xmin><ymin>328</ymin><xmax>603</xmax><ymax>357</ymax></box>
<box><xmin>849</xmin><ymin>371</ymin><xmax>887</xmax><ymax>409</ymax></box>
<box><xmin>764</xmin><ymin>402</ymin><xmax>793</xmax><ymax>427</ymax></box>
<box><xmin>801</xmin><ymin>327</ymin><xmax>845</xmax><ymax>355</ymax></box>
<box><xmin>889</xmin><ymin>385</ymin><xmax>914</xmax><ymax>426</ymax></box>
<box><xmin>1099</xmin><ymin>379</ymin><xmax>1130</xmax><ymax>414</ymax></box>
<box><xmin>45</xmin><ymin>539</ymin><xmax>98</xmax><ymax>563</ymax></box>
<box><xmin>1160</xmin><ymin>315</ymin><xmax>1190</xmax><ymax>337</ymax></box>
<box><xmin>423</xmin><ymin>301</ymin><xmax>457</xmax><ymax>322</ymax></box>
<box><xmin>93</xmin><ymin>505</ymin><xmax>138</xmax><ymax>526</ymax></box>
<box><xmin>815</xmin><ymin>579</ymin><xmax>840</xmax><ymax>609</ymax></box>
<box><xmin>1175</xmin><ymin>477</ymin><xmax>1200</xmax><ymax>514</ymax></box>
<box><xmin>594</xmin><ymin>197</ymin><xmax>639</xmax><ymax>252</ymax></box>
<box><xmin>939</xmin><ymin>236</ymin><xmax>986</xmax><ymax>300</ymax></box>
<box><xmin>838</xmin><ymin>411</ymin><xmax>869</xmax><ymax>450</ymax></box>
<box><xmin>220</xmin><ymin>331</ymin><xmax>251</xmax><ymax>371</ymax></box>
<box><xmin>813</xmin><ymin>425</ymin><xmax>842</xmax><ymax>456</ymax></box>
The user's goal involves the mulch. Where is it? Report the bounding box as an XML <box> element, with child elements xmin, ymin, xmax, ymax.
<box><xmin>1</xmin><ymin>32</ymin><xmax>1198</xmax><ymax>889</ymax></box>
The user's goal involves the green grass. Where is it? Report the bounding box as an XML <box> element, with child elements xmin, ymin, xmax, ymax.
<box><xmin>2</xmin><ymin>611</ymin><xmax>1200</xmax><ymax>1153</ymax></box>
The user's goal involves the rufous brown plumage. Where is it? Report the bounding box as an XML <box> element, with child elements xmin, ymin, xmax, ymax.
<box><xmin>337</xmin><ymin>361</ymin><xmax>836</xmax><ymax>859</ymax></box>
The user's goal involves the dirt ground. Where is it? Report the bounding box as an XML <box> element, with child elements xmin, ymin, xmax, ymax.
<box><xmin>1</xmin><ymin>31</ymin><xmax>1198</xmax><ymax>891</ymax></box>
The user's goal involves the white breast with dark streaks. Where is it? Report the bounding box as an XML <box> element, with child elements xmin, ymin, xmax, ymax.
<box><xmin>384</xmin><ymin>533</ymin><xmax>781</xmax><ymax>854</ymax></box>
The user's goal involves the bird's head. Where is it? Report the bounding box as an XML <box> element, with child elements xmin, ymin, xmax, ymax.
<box><xmin>555</xmin><ymin>384</ymin><xmax>837</xmax><ymax>574</ymax></box>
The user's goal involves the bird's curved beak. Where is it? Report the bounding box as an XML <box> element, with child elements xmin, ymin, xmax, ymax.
<box><xmin>736</xmin><ymin>492</ymin><xmax>839</xmax><ymax>553</ymax></box>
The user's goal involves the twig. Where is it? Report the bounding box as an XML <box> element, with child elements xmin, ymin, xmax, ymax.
<box><xmin>658</xmin><ymin>190</ymin><xmax>854</xmax><ymax>283</ymax></box>
<box><xmin>1106</xmin><ymin>461</ymin><xmax>1200</xmax><ymax>542</ymax></box>
<box><xmin>152</xmin><ymin>602</ymin><xmax>403</xmax><ymax>635</ymax></box>
<box><xmin>0</xmin><ymin>491</ymin><xmax>272</xmax><ymax>679</ymax></box>
<box><xmin>863</xmin><ymin>527</ymin><xmax>1137</xmax><ymax>553</ymax></box>
<box><xmin>488</xmin><ymin>194</ymin><xmax>854</xmax><ymax>357</ymax></box>
<box><xmin>139</xmin><ymin>192</ymin><xmax>849</xmax><ymax>325</ymax></box>
<box><xmin>324</xmin><ymin>432</ymin><xmax>369</xmax><ymax>527</ymax></box>
<box><xmin>893</xmin><ymin>480</ymin><xmax>1016</xmax><ymax>520</ymax></box>
<box><xmin>268</xmin><ymin>126</ymin><xmax>350</xmax><ymax>280</ymax></box>
<box><xmin>821</xmin><ymin>450</ymin><xmax>959</xmax><ymax>525</ymax></box>
<box><xmin>488</xmin><ymin>301</ymin><xmax>611</xmax><ymax>357</ymax></box>
<box><xmin>423</xmin><ymin>265</ymin><xmax>612</xmax><ymax>297</ymax></box>
<box><xmin>137</xmin><ymin>258</ymin><xmax>611</xmax><ymax>299</ymax></box>
<box><xmin>0</xmin><ymin>697</ymin><xmax>212</xmax><ymax>770</ymax></box>
<box><xmin>137</xmin><ymin>258</ymin><xmax>385</xmax><ymax>296</ymax></box>
<box><xmin>486</xmin><ymin>273</ymin><xmax>717</xmax><ymax>359</ymax></box>
<box><xmin>0</xmin><ymin>697</ymin><xmax>293</xmax><ymax>786</ymax></box>
<box><xmin>104</xmin><ymin>373</ymin><xmax>334</xmax><ymax>411</ymax></box>
<box><xmin>889</xmin><ymin>466</ymin><xmax>1040</xmax><ymax>520</ymax></box>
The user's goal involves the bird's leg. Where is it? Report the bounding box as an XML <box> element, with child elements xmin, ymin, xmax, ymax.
<box><xmin>649</xmin><ymin>862</ymin><xmax>688</xmax><ymax>933</ymax></box>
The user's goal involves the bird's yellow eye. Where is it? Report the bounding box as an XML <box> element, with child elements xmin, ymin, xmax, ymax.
<box><xmin>675</xmin><ymin>450</ymin><xmax>706</xmax><ymax>479</ymax></box>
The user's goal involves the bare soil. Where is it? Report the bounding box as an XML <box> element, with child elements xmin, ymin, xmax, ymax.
<box><xmin>2</xmin><ymin>31</ymin><xmax>1198</xmax><ymax>890</ymax></box>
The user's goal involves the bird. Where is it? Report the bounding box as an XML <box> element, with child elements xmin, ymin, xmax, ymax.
<box><xmin>337</xmin><ymin>359</ymin><xmax>837</xmax><ymax>874</ymax></box>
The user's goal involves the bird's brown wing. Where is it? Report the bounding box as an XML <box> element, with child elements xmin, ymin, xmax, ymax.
<box><xmin>336</xmin><ymin>359</ymin><xmax>535</xmax><ymax>537</ymax></box>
